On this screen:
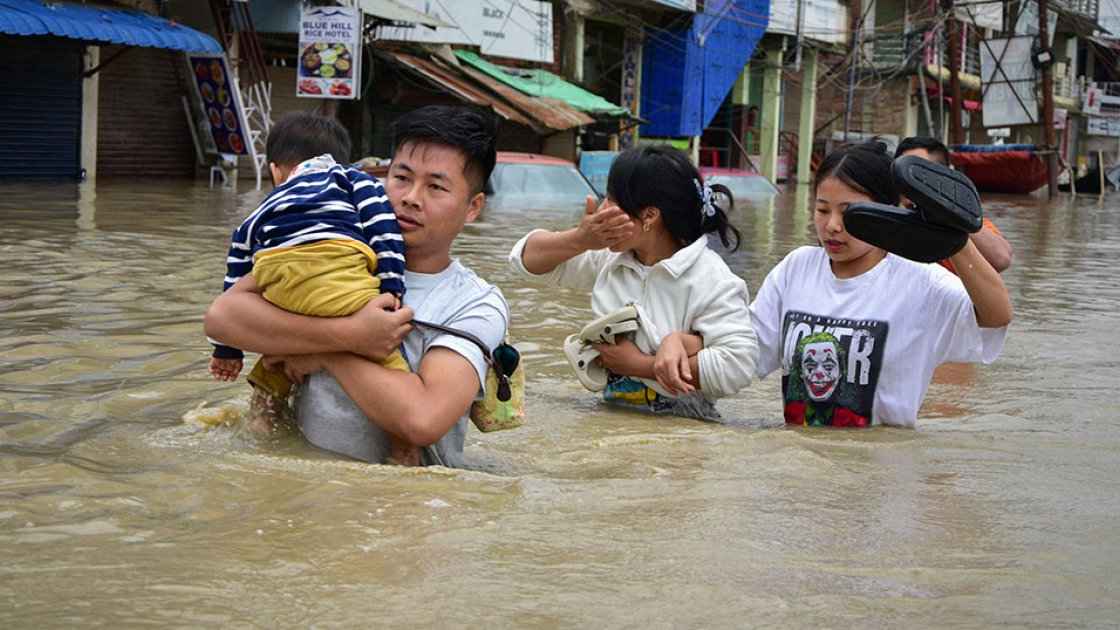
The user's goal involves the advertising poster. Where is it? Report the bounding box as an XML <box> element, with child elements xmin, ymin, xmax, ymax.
<box><xmin>376</xmin><ymin>1</ymin><xmax>554</xmax><ymax>64</ymax></box>
<box><xmin>188</xmin><ymin>53</ymin><xmax>250</xmax><ymax>156</ymax></box>
<box><xmin>298</xmin><ymin>5</ymin><xmax>361</xmax><ymax>99</ymax></box>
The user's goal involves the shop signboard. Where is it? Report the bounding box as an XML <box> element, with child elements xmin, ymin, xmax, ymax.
<box><xmin>981</xmin><ymin>37</ymin><xmax>1037</xmax><ymax>127</ymax></box>
<box><xmin>188</xmin><ymin>53</ymin><xmax>251</xmax><ymax>156</ymax></box>
<box><xmin>376</xmin><ymin>1</ymin><xmax>554</xmax><ymax>64</ymax></box>
<box><xmin>1088</xmin><ymin>117</ymin><xmax>1120</xmax><ymax>137</ymax></box>
<box><xmin>298</xmin><ymin>5</ymin><xmax>362</xmax><ymax>99</ymax></box>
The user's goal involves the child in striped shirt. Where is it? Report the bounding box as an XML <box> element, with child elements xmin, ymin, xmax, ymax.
<box><xmin>208</xmin><ymin>112</ymin><xmax>414</xmax><ymax>461</ymax></box>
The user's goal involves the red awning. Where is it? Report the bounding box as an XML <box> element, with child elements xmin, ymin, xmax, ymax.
<box><xmin>941</xmin><ymin>95</ymin><xmax>982</xmax><ymax>112</ymax></box>
<box><xmin>922</xmin><ymin>86</ymin><xmax>981</xmax><ymax>111</ymax></box>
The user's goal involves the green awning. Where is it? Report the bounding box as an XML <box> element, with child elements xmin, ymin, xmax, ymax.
<box><xmin>454</xmin><ymin>50</ymin><xmax>630</xmax><ymax>117</ymax></box>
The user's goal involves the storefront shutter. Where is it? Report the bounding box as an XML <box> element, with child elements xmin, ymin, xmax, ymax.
<box><xmin>0</xmin><ymin>36</ymin><xmax>83</xmax><ymax>180</ymax></box>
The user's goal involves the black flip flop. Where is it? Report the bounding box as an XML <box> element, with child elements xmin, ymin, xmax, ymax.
<box><xmin>844</xmin><ymin>201</ymin><xmax>969</xmax><ymax>263</ymax></box>
<box><xmin>892</xmin><ymin>155</ymin><xmax>983</xmax><ymax>233</ymax></box>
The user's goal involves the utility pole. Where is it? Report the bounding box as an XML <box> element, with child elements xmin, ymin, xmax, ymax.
<box><xmin>844</xmin><ymin>0</ymin><xmax>861</xmax><ymax>141</ymax></box>
<box><xmin>1038</xmin><ymin>0</ymin><xmax>1059</xmax><ymax>198</ymax></box>
<box><xmin>944</xmin><ymin>0</ymin><xmax>964</xmax><ymax>144</ymax></box>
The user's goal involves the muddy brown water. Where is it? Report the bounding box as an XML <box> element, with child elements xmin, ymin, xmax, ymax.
<box><xmin>1</xmin><ymin>180</ymin><xmax>1117</xmax><ymax>626</ymax></box>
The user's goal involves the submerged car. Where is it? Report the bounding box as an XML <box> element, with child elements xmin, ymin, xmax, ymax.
<box><xmin>485</xmin><ymin>152</ymin><xmax>598</xmax><ymax>212</ymax></box>
<box><xmin>699</xmin><ymin>167</ymin><xmax>781</xmax><ymax>204</ymax></box>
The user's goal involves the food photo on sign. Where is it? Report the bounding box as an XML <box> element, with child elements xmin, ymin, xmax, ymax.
<box><xmin>188</xmin><ymin>54</ymin><xmax>251</xmax><ymax>156</ymax></box>
<box><xmin>297</xmin><ymin>5</ymin><xmax>361</xmax><ymax>99</ymax></box>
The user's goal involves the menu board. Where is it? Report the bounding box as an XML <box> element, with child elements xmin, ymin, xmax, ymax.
<box><xmin>188</xmin><ymin>53</ymin><xmax>250</xmax><ymax>156</ymax></box>
<box><xmin>297</xmin><ymin>5</ymin><xmax>361</xmax><ymax>100</ymax></box>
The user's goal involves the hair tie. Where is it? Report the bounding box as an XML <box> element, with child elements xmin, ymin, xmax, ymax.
<box><xmin>694</xmin><ymin>178</ymin><xmax>717</xmax><ymax>218</ymax></box>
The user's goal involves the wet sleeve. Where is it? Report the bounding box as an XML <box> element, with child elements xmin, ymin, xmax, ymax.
<box><xmin>927</xmin><ymin>267</ymin><xmax>1007</xmax><ymax>365</ymax></box>
<box><xmin>353</xmin><ymin>174</ymin><xmax>405</xmax><ymax>297</ymax></box>
<box><xmin>508</xmin><ymin>229</ymin><xmax>612</xmax><ymax>291</ymax></box>
<box><xmin>426</xmin><ymin>290</ymin><xmax>510</xmax><ymax>397</ymax></box>
<box><xmin>748</xmin><ymin>254</ymin><xmax>790</xmax><ymax>379</ymax></box>
<box><xmin>693</xmin><ymin>275</ymin><xmax>759</xmax><ymax>399</ymax></box>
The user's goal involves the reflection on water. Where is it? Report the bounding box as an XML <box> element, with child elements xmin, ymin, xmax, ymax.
<box><xmin>2</xmin><ymin>181</ymin><xmax>1119</xmax><ymax>626</ymax></box>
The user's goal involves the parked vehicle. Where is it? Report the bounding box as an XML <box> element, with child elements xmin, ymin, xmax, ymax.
<box><xmin>699</xmin><ymin>167</ymin><xmax>781</xmax><ymax>204</ymax></box>
<box><xmin>486</xmin><ymin>152</ymin><xmax>599</xmax><ymax>212</ymax></box>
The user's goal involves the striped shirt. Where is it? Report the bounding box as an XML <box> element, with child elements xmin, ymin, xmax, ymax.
<box><xmin>211</xmin><ymin>155</ymin><xmax>405</xmax><ymax>360</ymax></box>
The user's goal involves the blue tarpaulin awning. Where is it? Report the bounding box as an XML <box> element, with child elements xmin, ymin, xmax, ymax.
<box><xmin>640</xmin><ymin>0</ymin><xmax>770</xmax><ymax>137</ymax></box>
<box><xmin>0</xmin><ymin>0</ymin><xmax>222</xmax><ymax>53</ymax></box>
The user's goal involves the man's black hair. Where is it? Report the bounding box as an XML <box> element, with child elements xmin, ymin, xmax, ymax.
<box><xmin>894</xmin><ymin>136</ymin><xmax>950</xmax><ymax>165</ymax></box>
<box><xmin>390</xmin><ymin>105</ymin><xmax>499</xmax><ymax>195</ymax></box>
<box><xmin>266</xmin><ymin>111</ymin><xmax>352</xmax><ymax>166</ymax></box>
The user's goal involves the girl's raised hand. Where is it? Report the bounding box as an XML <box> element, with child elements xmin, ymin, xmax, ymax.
<box><xmin>575</xmin><ymin>195</ymin><xmax>636</xmax><ymax>251</ymax></box>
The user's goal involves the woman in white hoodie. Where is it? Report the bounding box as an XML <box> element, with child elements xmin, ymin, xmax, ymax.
<box><xmin>508</xmin><ymin>145</ymin><xmax>759</xmax><ymax>419</ymax></box>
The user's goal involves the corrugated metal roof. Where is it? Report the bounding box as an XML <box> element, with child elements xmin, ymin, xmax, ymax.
<box><xmin>456</xmin><ymin>64</ymin><xmax>594</xmax><ymax>130</ymax></box>
<box><xmin>0</xmin><ymin>0</ymin><xmax>222</xmax><ymax>53</ymax></box>
<box><xmin>381</xmin><ymin>50</ymin><xmax>593</xmax><ymax>133</ymax></box>
<box><xmin>456</xmin><ymin>50</ymin><xmax>629</xmax><ymax>117</ymax></box>
<box><xmin>381</xmin><ymin>51</ymin><xmax>538</xmax><ymax>131</ymax></box>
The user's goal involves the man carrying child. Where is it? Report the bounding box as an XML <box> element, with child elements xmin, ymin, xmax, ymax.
<box><xmin>205</xmin><ymin>106</ymin><xmax>509</xmax><ymax>467</ymax></box>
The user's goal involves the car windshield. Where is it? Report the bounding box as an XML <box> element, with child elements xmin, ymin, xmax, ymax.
<box><xmin>489</xmin><ymin>163</ymin><xmax>595</xmax><ymax>198</ymax></box>
<box><xmin>704</xmin><ymin>173</ymin><xmax>781</xmax><ymax>202</ymax></box>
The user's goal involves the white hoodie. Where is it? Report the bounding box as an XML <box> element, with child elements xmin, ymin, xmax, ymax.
<box><xmin>509</xmin><ymin>232</ymin><xmax>759</xmax><ymax>400</ymax></box>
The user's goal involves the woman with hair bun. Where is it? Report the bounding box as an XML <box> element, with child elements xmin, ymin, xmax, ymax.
<box><xmin>749</xmin><ymin>140</ymin><xmax>1012</xmax><ymax>428</ymax></box>
<box><xmin>509</xmin><ymin>145</ymin><xmax>759</xmax><ymax>419</ymax></box>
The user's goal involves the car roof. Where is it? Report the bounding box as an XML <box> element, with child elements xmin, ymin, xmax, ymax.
<box><xmin>497</xmin><ymin>152</ymin><xmax>575</xmax><ymax>166</ymax></box>
<box><xmin>698</xmin><ymin>166</ymin><xmax>762</xmax><ymax>177</ymax></box>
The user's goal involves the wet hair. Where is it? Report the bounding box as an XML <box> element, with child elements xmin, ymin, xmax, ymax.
<box><xmin>266</xmin><ymin>111</ymin><xmax>351</xmax><ymax>166</ymax></box>
<box><xmin>606</xmin><ymin>145</ymin><xmax>741</xmax><ymax>251</ymax></box>
<box><xmin>814</xmin><ymin>140</ymin><xmax>900</xmax><ymax>206</ymax></box>
<box><xmin>894</xmin><ymin>136</ymin><xmax>950</xmax><ymax>165</ymax></box>
<box><xmin>390</xmin><ymin>105</ymin><xmax>498</xmax><ymax>195</ymax></box>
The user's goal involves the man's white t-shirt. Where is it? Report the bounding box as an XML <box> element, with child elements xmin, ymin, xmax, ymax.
<box><xmin>295</xmin><ymin>260</ymin><xmax>508</xmax><ymax>467</ymax></box>
<box><xmin>749</xmin><ymin>246</ymin><xmax>1006</xmax><ymax>428</ymax></box>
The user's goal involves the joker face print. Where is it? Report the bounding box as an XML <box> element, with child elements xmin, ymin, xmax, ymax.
<box><xmin>801</xmin><ymin>339</ymin><xmax>841</xmax><ymax>402</ymax></box>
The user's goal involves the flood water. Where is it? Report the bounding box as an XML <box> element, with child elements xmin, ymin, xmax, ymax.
<box><xmin>1</xmin><ymin>180</ymin><xmax>1118</xmax><ymax>627</ymax></box>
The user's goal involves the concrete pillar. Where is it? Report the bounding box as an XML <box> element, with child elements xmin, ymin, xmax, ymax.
<box><xmin>544</xmin><ymin>129</ymin><xmax>578</xmax><ymax>163</ymax></box>
<box><xmin>562</xmin><ymin>10</ymin><xmax>585</xmax><ymax>84</ymax></box>
<box><xmin>80</xmin><ymin>46</ymin><xmax>100</xmax><ymax>181</ymax></box>
<box><xmin>620</xmin><ymin>29</ymin><xmax>642</xmax><ymax>149</ymax></box>
<box><xmin>796</xmin><ymin>47</ymin><xmax>817</xmax><ymax>184</ymax></box>
<box><xmin>759</xmin><ymin>39</ymin><xmax>784</xmax><ymax>184</ymax></box>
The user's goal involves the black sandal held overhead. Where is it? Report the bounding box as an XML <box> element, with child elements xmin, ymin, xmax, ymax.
<box><xmin>892</xmin><ymin>154</ymin><xmax>983</xmax><ymax>233</ymax></box>
<box><xmin>843</xmin><ymin>155</ymin><xmax>983</xmax><ymax>262</ymax></box>
<box><xmin>842</xmin><ymin>203</ymin><xmax>969</xmax><ymax>263</ymax></box>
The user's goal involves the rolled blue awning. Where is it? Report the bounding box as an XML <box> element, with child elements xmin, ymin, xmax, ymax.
<box><xmin>0</xmin><ymin>0</ymin><xmax>222</xmax><ymax>53</ymax></box>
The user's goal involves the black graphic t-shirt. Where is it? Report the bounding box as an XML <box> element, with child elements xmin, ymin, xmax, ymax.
<box><xmin>779</xmin><ymin>311</ymin><xmax>888</xmax><ymax>427</ymax></box>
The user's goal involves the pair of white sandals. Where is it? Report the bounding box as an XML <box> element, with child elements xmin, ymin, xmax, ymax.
<box><xmin>563</xmin><ymin>304</ymin><xmax>640</xmax><ymax>391</ymax></box>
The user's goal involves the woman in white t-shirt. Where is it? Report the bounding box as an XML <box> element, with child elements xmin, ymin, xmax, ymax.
<box><xmin>509</xmin><ymin>145</ymin><xmax>759</xmax><ymax>419</ymax></box>
<box><xmin>749</xmin><ymin>140</ymin><xmax>1012</xmax><ymax>428</ymax></box>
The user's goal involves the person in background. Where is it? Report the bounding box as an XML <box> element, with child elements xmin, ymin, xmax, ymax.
<box><xmin>894</xmin><ymin>136</ymin><xmax>1014</xmax><ymax>273</ymax></box>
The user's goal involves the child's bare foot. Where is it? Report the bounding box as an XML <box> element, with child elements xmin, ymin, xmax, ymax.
<box><xmin>246</xmin><ymin>387</ymin><xmax>289</xmax><ymax>435</ymax></box>
<box><xmin>210</xmin><ymin>357</ymin><xmax>243</xmax><ymax>382</ymax></box>
<box><xmin>387</xmin><ymin>439</ymin><xmax>421</xmax><ymax>466</ymax></box>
